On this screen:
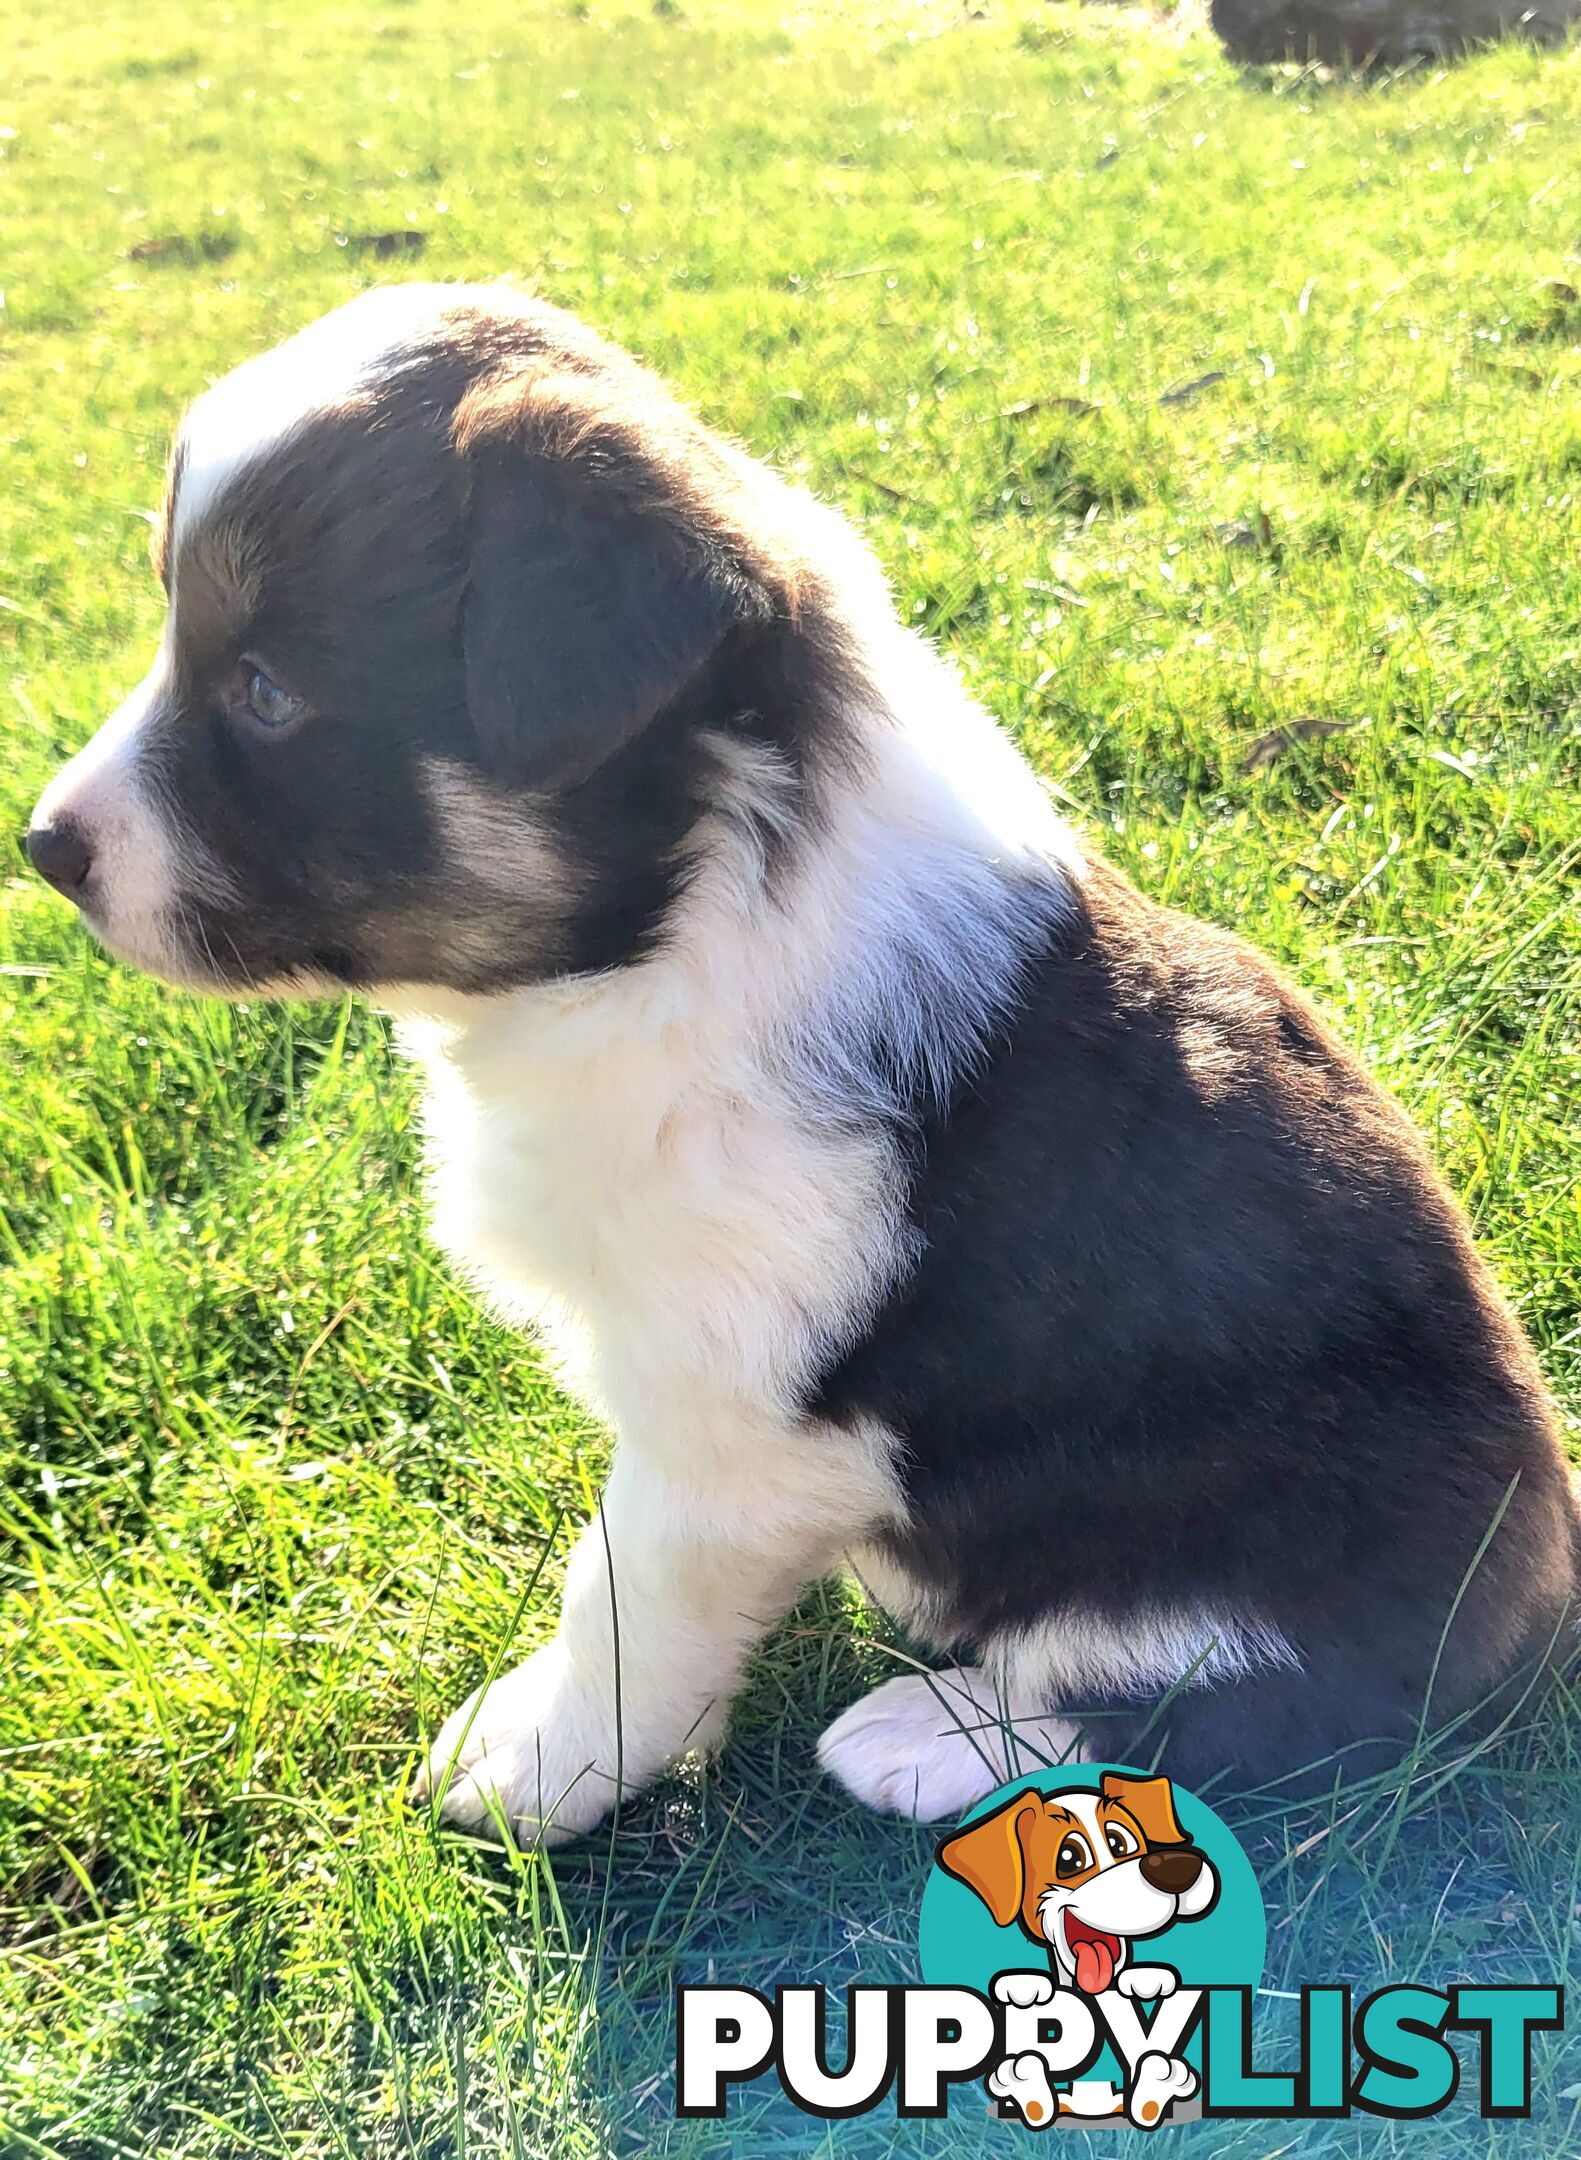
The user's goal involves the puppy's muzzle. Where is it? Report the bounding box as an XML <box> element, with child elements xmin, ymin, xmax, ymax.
<box><xmin>1139</xmin><ymin>1847</ymin><xmax>1205</xmax><ymax>1896</ymax></box>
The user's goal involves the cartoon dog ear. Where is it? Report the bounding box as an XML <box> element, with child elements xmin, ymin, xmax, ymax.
<box><xmin>460</xmin><ymin>444</ymin><xmax>747</xmax><ymax>792</ymax></box>
<box><xmin>1100</xmin><ymin>1772</ymin><xmax>1188</xmax><ymax>1849</ymax></box>
<box><xmin>936</xmin><ymin>1794</ymin><xmax>1037</xmax><ymax>1927</ymax></box>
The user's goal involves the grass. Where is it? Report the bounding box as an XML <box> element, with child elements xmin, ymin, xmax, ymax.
<box><xmin>3</xmin><ymin>0</ymin><xmax>1581</xmax><ymax>2151</ymax></box>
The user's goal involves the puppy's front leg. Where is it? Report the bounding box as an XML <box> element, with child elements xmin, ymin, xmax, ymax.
<box><xmin>418</xmin><ymin>1444</ymin><xmax>836</xmax><ymax>1844</ymax></box>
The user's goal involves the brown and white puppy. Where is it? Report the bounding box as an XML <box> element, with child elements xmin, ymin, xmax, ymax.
<box><xmin>939</xmin><ymin>1773</ymin><xmax>1218</xmax><ymax>1996</ymax></box>
<box><xmin>944</xmin><ymin>1774</ymin><xmax>1214</xmax><ymax>2128</ymax></box>
<box><xmin>26</xmin><ymin>283</ymin><xmax>1580</xmax><ymax>1843</ymax></box>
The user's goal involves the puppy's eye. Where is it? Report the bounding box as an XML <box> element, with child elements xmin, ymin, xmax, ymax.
<box><xmin>1104</xmin><ymin>1823</ymin><xmax>1140</xmax><ymax>1860</ymax></box>
<box><xmin>1055</xmin><ymin>1833</ymin><xmax>1094</xmax><ymax>1879</ymax></box>
<box><xmin>232</xmin><ymin>662</ymin><xmax>308</xmax><ymax>734</ymax></box>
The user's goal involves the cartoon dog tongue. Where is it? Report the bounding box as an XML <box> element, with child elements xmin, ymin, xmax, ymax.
<box><xmin>1066</xmin><ymin>1917</ymin><xmax>1118</xmax><ymax>1994</ymax></box>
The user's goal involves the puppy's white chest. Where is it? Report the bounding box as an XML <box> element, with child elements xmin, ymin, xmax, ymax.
<box><xmin>403</xmin><ymin>1007</ymin><xmax>902</xmax><ymax>1452</ymax></box>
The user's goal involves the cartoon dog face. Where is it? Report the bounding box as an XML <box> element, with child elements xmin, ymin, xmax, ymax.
<box><xmin>937</xmin><ymin>1773</ymin><xmax>1218</xmax><ymax>1994</ymax></box>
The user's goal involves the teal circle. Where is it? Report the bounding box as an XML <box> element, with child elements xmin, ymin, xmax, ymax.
<box><xmin>918</xmin><ymin>1765</ymin><xmax>1265</xmax><ymax>2083</ymax></box>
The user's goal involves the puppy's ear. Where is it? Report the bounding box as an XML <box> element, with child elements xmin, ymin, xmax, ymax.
<box><xmin>461</xmin><ymin>445</ymin><xmax>747</xmax><ymax>792</ymax></box>
<box><xmin>1100</xmin><ymin>1772</ymin><xmax>1187</xmax><ymax>1848</ymax></box>
<box><xmin>936</xmin><ymin>1793</ymin><xmax>1037</xmax><ymax>1928</ymax></box>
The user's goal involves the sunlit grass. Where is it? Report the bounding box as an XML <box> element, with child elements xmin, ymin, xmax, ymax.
<box><xmin>2</xmin><ymin>2</ymin><xmax>1579</xmax><ymax>2152</ymax></box>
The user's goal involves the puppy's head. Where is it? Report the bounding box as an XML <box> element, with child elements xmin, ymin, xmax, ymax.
<box><xmin>26</xmin><ymin>283</ymin><xmax>799</xmax><ymax>999</ymax></box>
<box><xmin>937</xmin><ymin>1773</ymin><xmax>1218</xmax><ymax>1994</ymax></box>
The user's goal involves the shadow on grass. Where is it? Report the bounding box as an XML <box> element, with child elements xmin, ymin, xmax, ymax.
<box><xmin>432</xmin><ymin>1608</ymin><xmax>1581</xmax><ymax>2157</ymax></box>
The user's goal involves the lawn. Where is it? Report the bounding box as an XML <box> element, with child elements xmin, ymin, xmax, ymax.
<box><xmin>3</xmin><ymin>0</ymin><xmax>1581</xmax><ymax>2152</ymax></box>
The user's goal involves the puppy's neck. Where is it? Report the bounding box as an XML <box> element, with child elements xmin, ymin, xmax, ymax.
<box><xmin>388</xmin><ymin>632</ymin><xmax>1078</xmax><ymax>1120</ymax></box>
<box><xmin>384</xmin><ymin>630</ymin><xmax>1078</xmax><ymax>1410</ymax></box>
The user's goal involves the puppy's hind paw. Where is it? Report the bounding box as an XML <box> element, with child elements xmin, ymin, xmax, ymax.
<box><xmin>818</xmin><ymin>1668</ymin><xmax>1081</xmax><ymax>1823</ymax></box>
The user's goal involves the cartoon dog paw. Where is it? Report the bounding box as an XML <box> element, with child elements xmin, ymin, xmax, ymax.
<box><xmin>988</xmin><ymin>2052</ymin><xmax>1058</xmax><ymax>2129</ymax></box>
<box><xmin>1126</xmin><ymin>2050</ymin><xmax>1198</xmax><ymax>2129</ymax></box>
<box><xmin>993</xmin><ymin>1970</ymin><xmax>1056</xmax><ymax>2010</ymax></box>
<box><xmin>1115</xmin><ymin>1965</ymin><xmax>1178</xmax><ymax>2001</ymax></box>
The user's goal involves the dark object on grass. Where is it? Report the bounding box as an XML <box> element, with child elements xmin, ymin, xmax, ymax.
<box><xmin>1159</xmin><ymin>370</ymin><xmax>1226</xmax><ymax>406</ymax></box>
<box><xmin>1239</xmin><ymin>715</ymin><xmax>1354</xmax><ymax>772</ymax></box>
<box><xmin>127</xmin><ymin>229</ymin><xmax>237</xmax><ymax>265</ymax></box>
<box><xmin>335</xmin><ymin>229</ymin><xmax>427</xmax><ymax>258</ymax></box>
<box><xmin>1212</xmin><ymin>0</ymin><xmax>1581</xmax><ymax>63</ymax></box>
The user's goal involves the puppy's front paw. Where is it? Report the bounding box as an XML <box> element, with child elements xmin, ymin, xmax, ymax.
<box><xmin>818</xmin><ymin>1670</ymin><xmax>1081</xmax><ymax>1823</ymax></box>
<box><xmin>1115</xmin><ymin>1965</ymin><xmax>1177</xmax><ymax>2001</ymax></box>
<box><xmin>415</xmin><ymin>1643</ymin><xmax>616</xmax><ymax>1846</ymax></box>
<box><xmin>1127</xmin><ymin>2051</ymin><xmax>1197</xmax><ymax>2129</ymax></box>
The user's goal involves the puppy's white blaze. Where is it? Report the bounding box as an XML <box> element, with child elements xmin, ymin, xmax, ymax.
<box><xmin>172</xmin><ymin>285</ymin><xmax>445</xmax><ymax>552</ymax></box>
<box><xmin>988</xmin><ymin>1604</ymin><xmax>1302</xmax><ymax>1704</ymax></box>
<box><xmin>30</xmin><ymin>662</ymin><xmax>225</xmax><ymax>981</ymax></box>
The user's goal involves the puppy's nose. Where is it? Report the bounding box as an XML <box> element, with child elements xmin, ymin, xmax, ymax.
<box><xmin>25</xmin><ymin>818</ymin><xmax>94</xmax><ymax>899</ymax></box>
<box><xmin>1140</xmin><ymin>1848</ymin><xmax>1203</xmax><ymax>1895</ymax></box>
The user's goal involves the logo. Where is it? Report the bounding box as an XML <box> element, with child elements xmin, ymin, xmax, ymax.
<box><xmin>923</xmin><ymin>1767</ymin><xmax>1257</xmax><ymax>2127</ymax></box>
<box><xmin>676</xmin><ymin>1762</ymin><xmax>1565</xmax><ymax>2128</ymax></box>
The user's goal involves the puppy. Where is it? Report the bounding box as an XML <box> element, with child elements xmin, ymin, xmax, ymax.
<box><xmin>26</xmin><ymin>283</ymin><xmax>1579</xmax><ymax>1841</ymax></box>
<box><xmin>939</xmin><ymin>1773</ymin><xmax>1218</xmax><ymax>1996</ymax></box>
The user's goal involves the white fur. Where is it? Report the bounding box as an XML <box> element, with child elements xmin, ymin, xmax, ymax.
<box><xmin>171</xmin><ymin>284</ymin><xmax>442</xmax><ymax>553</ymax></box>
<box><xmin>415</xmin><ymin>1428</ymin><xmax>897</xmax><ymax>1841</ymax></box>
<box><xmin>844</xmin><ymin>1540</ymin><xmax>955</xmax><ymax>1647</ymax></box>
<box><xmin>988</xmin><ymin>1602</ymin><xmax>1302</xmax><ymax>1704</ymax></box>
<box><xmin>419</xmin><ymin>757</ymin><xmax>572</xmax><ymax>904</ymax></box>
<box><xmin>815</xmin><ymin>1666</ymin><xmax>1084</xmax><ymax>1821</ymax></box>
<box><xmin>28</xmin><ymin>658</ymin><xmax>231</xmax><ymax>983</ymax></box>
<box><xmin>395</xmin><ymin>615</ymin><xmax>1079</xmax><ymax>1836</ymax></box>
<box><xmin>834</xmin><ymin>1561</ymin><xmax>1303</xmax><ymax>1786</ymax></box>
